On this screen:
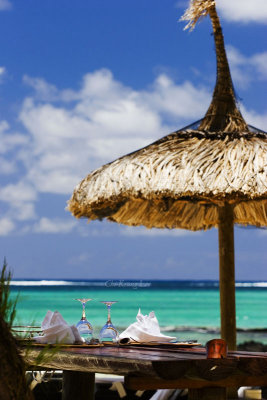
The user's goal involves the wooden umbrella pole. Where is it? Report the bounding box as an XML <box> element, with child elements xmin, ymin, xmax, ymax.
<box><xmin>181</xmin><ymin>1</ymin><xmax>248</xmax><ymax>133</ymax></box>
<box><xmin>200</xmin><ymin>4</ymin><xmax>248</xmax><ymax>132</ymax></box>
<box><xmin>218</xmin><ymin>203</ymin><xmax>236</xmax><ymax>351</ymax></box>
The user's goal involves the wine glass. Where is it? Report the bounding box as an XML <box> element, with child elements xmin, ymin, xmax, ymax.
<box><xmin>99</xmin><ymin>301</ymin><xmax>118</xmax><ymax>342</ymax></box>
<box><xmin>75</xmin><ymin>298</ymin><xmax>93</xmax><ymax>342</ymax></box>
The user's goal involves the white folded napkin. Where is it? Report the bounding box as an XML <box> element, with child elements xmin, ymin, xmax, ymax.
<box><xmin>119</xmin><ymin>309</ymin><xmax>176</xmax><ymax>343</ymax></box>
<box><xmin>33</xmin><ymin>310</ymin><xmax>82</xmax><ymax>344</ymax></box>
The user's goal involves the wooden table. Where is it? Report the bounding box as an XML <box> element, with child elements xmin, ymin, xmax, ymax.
<box><xmin>24</xmin><ymin>344</ymin><xmax>267</xmax><ymax>400</ymax></box>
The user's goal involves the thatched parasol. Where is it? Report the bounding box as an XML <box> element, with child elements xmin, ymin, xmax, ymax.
<box><xmin>68</xmin><ymin>0</ymin><xmax>267</xmax><ymax>350</ymax></box>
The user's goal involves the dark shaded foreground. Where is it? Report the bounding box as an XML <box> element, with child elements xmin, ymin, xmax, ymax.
<box><xmin>0</xmin><ymin>314</ymin><xmax>33</xmax><ymax>400</ymax></box>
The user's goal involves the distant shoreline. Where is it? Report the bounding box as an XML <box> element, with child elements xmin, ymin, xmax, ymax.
<box><xmin>10</xmin><ymin>278</ymin><xmax>267</xmax><ymax>289</ymax></box>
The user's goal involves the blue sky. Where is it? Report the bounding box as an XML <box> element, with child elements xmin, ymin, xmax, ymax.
<box><xmin>0</xmin><ymin>0</ymin><xmax>266</xmax><ymax>280</ymax></box>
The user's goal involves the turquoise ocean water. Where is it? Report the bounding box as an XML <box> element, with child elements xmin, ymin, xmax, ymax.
<box><xmin>10</xmin><ymin>280</ymin><xmax>267</xmax><ymax>345</ymax></box>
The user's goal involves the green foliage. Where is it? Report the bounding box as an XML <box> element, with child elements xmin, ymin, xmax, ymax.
<box><xmin>0</xmin><ymin>257</ymin><xmax>18</xmax><ymax>327</ymax></box>
<box><xmin>0</xmin><ymin>259</ymin><xmax>58</xmax><ymax>385</ymax></box>
<box><xmin>33</xmin><ymin>345</ymin><xmax>60</xmax><ymax>366</ymax></box>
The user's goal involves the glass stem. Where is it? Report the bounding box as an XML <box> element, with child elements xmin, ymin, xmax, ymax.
<box><xmin>82</xmin><ymin>302</ymin><xmax>86</xmax><ymax>320</ymax></box>
<box><xmin>107</xmin><ymin>304</ymin><xmax>111</xmax><ymax>324</ymax></box>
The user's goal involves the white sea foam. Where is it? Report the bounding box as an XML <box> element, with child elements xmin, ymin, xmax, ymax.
<box><xmin>10</xmin><ymin>280</ymin><xmax>150</xmax><ymax>287</ymax></box>
<box><xmin>10</xmin><ymin>280</ymin><xmax>108</xmax><ymax>286</ymax></box>
<box><xmin>10</xmin><ymin>280</ymin><xmax>267</xmax><ymax>288</ymax></box>
<box><xmin>11</xmin><ymin>280</ymin><xmax>74</xmax><ymax>286</ymax></box>
<box><xmin>235</xmin><ymin>282</ymin><xmax>267</xmax><ymax>288</ymax></box>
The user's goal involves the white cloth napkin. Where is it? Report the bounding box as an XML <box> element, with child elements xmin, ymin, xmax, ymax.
<box><xmin>119</xmin><ymin>309</ymin><xmax>176</xmax><ymax>343</ymax></box>
<box><xmin>33</xmin><ymin>310</ymin><xmax>82</xmax><ymax>344</ymax></box>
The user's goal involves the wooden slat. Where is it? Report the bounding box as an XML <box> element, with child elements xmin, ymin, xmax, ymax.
<box><xmin>53</xmin><ymin>345</ymin><xmax>208</xmax><ymax>361</ymax></box>
<box><xmin>24</xmin><ymin>347</ymin><xmax>156</xmax><ymax>376</ymax></box>
<box><xmin>23</xmin><ymin>345</ymin><xmax>267</xmax><ymax>384</ymax></box>
<box><xmin>125</xmin><ymin>373</ymin><xmax>267</xmax><ymax>390</ymax></box>
<box><xmin>22</xmin><ymin>343</ymin><xmax>267</xmax><ymax>359</ymax></box>
<box><xmin>228</xmin><ymin>350</ymin><xmax>267</xmax><ymax>358</ymax></box>
<box><xmin>188</xmin><ymin>387</ymin><xmax>226</xmax><ymax>400</ymax></box>
<box><xmin>62</xmin><ymin>371</ymin><xmax>95</xmax><ymax>400</ymax></box>
<box><xmin>152</xmin><ymin>358</ymin><xmax>238</xmax><ymax>381</ymax></box>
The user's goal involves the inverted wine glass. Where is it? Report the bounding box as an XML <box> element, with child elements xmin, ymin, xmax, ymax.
<box><xmin>75</xmin><ymin>298</ymin><xmax>93</xmax><ymax>341</ymax></box>
<box><xmin>99</xmin><ymin>301</ymin><xmax>118</xmax><ymax>342</ymax></box>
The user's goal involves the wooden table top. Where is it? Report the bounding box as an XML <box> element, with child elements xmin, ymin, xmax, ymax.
<box><xmin>23</xmin><ymin>343</ymin><xmax>267</xmax><ymax>386</ymax></box>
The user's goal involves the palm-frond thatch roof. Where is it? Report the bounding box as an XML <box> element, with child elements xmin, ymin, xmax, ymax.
<box><xmin>68</xmin><ymin>124</ymin><xmax>267</xmax><ymax>230</ymax></box>
<box><xmin>68</xmin><ymin>0</ymin><xmax>267</xmax><ymax>231</ymax></box>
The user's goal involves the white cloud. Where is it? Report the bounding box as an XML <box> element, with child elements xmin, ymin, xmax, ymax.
<box><xmin>23</xmin><ymin>75</ymin><xmax>59</xmax><ymax>101</ymax></box>
<box><xmin>0</xmin><ymin>182</ymin><xmax>36</xmax><ymax>204</ymax></box>
<box><xmin>0</xmin><ymin>182</ymin><xmax>37</xmax><ymax>221</ymax></box>
<box><xmin>0</xmin><ymin>66</ymin><xmax>7</xmax><ymax>83</ymax></box>
<box><xmin>13</xmin><ymin>202</ymin><xmax>36</xmax><ymax>222</ymax></box>
<box><xmin>141</xmin><ymin>75</ymin><xmax>209</xmax><ymax>118</ymax></box>
<box><xmin>0</xmin><ymin>120</ymin><xmax>29</xmax><ymax>154</ymax></box>
<box><xmin>19</xmin><ymin>69</ymin><xmax>210</xmax><ymax>198</ymax></box>
<box><xmin>242</xmin><ymin>107</ymin><xmax>267</xmax><ymax>132</ymax></box>
<box><xmin>250</xmin><ymin>53</ymin><xmax>267</xmax><ymax>79</ymax></box>
<box><xmin>177</xmin><ymin>0</ymin><xmax>267</xmax><ymax>23</ymax></box>
<box><xmin>227</xmin><ymin>46</ymin><xmax>267</xmax><ymax>88</ymax></box>
<box><xmin>34</xmin><ymin>217</ymin><xmax>77</xmax><ymax>234</ymax></box>
<box><xmin>175</xmin><ymin>0</ymin><xmax>188</xmax><ymax>10</ymax></box>
<box><xmin>1</xmin><ymin>68</ymin><xmax>266</xmax><ymax>235</ymax></box>
<box><xmin>123</xmin><ymin>226</ymin><xmax>201</xmax><ymax>237</ymax></box>
<box><xmin>68</xmin><ymin>252</ymin><xmax>92</xmax><ymax>265</ymax></box>
<box><xmin>0</xmin><ymin>122</ymin><xmax>35</xmax><ymax>221</ymax></box>
<box><xmin>0</xmin><ymin>156</ymin><xmax>16</xmax><ymax>174</ymax></box>
<box><xmin>0</xmin><ymin>0</ymin><xmax>12</xmax><ymax>11</ymax></box>
<box><xmin>0</xmin><ymin>217</ymin><xmax>15</xmax><ymax>235</ymax></box>
<box><xmin>217</xmin><ymin>0</ymin><xmax>267</xmax><ymax>23</ymax></box>
<box><xmin>77</xmin><ymin>222</ymin><xmax>200</xmax><ymax>238</ymax></box>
